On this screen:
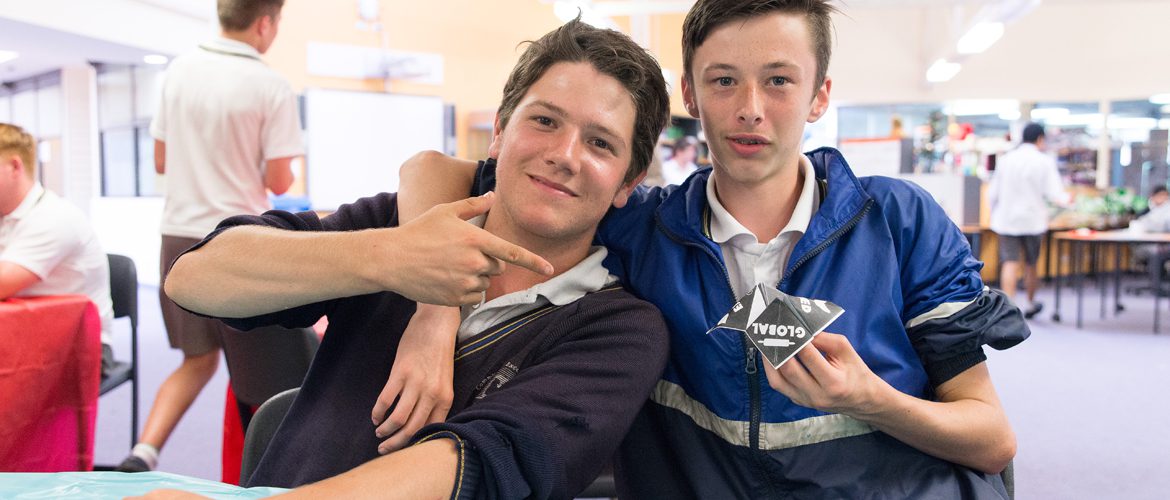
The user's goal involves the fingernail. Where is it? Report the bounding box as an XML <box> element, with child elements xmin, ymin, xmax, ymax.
<box><xmin>481</xmin><ymin>191</ymin><xmax>494</xmax><ymax>198</ymax></box>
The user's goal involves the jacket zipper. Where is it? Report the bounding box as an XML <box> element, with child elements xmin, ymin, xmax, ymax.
<box><xmin>656</xmin><ymin>216</ymin><xmax>763</xmax><ymax>454</ymax></box>
<box><xmin>780</xmin><ymin>199</ymin><xmax>874</xmax><ymax>286</ymax></box>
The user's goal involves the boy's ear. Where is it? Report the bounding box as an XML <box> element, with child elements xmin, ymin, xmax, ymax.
<box><xmin>487</xmin><ymin>114</ymin><xmax>504</xmax><ymax>158</ymax></box>
<box><xmin>806</xmin><ymin>76</ymin><xmax>832</xmax><ymax>123</ymax></box>
<box><xmin>611</xmin><ymin>171</ymin><xmax>647</xmax><ymax>209</ymax></box>
<box><xmin>681</xmin><ymin>77</ymin><xmax>700</xmax><ymax>119</ymax></box>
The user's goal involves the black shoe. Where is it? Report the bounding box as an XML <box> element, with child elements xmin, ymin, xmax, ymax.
<box><xmin>115</xmin><ymin>455</ymin><xmax>151</xmax><ymax>473</ymax></box>
<box><xmin>1024</xmin><ymin>302</ymin><xmax>1044</xmax><ymax>319</ymax></box>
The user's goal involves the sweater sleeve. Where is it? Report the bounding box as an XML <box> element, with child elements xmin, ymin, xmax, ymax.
<box><xmin>176</xmin><ymin>192</ymin><xmax>400</xmax><ymax>331</ymax></box>
<box><xmin>412</xmin><ymin>292</ymin><xmax>669</xmax><ymax>500</ymax></box>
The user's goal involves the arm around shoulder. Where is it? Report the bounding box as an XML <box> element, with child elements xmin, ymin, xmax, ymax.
<box><xmin>397</xmin><ymin>150</ymin><xmax>479</xmax><ymax>224</ymax></box>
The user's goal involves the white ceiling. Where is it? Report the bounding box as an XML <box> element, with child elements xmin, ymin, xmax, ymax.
<box><xmin>0</xmin><ymin>0</ymin><xmax>213</xmax><ymax>85</ymax></box>
<box><xmin>0</xmin><ymin>17</ymin><xmax>155</xmax><ymax>84</ymax></box>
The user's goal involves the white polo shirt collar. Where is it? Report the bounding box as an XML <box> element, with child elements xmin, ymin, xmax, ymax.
<box><xmin>4</xmin><ymin>183</ymin><xmax>45</xmax><ymax>222</ymax></box>
<box><xmin>199</xmin><ymin>37</ymin><xmax>262</xmax><ymax>61</ymax></box>
<box><xmin>457</xmin><ymin>216</ymin><xmax>617</xmax><ymax>342</ymax></box>
<box><xmin>707</xmin><ymin>155</ymin><xmax>818</xmax><ymax>245</ymax></box>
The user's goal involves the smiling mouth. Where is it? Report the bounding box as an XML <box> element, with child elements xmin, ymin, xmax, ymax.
<box><xmin>529</xmin><ymin>175</ymin><xmax>577</xmax><ymax>197</ymax></box>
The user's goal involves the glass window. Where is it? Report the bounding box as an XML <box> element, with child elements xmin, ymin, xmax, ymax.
<box><xmin>97</xmin><ymin>63</ymin><xmax>160</xmax><ymax>197</ymax></box>
<box><xmin>11</xmin><ymin>91</ymin><xmax>37</xmax><ymax>134</ymax></box>
<box><xmin>36</xmin><ymin>85</ymin><xmax>61</xmax><ymax>138</ymax></box>
<box><xmin>134</xmin><ymin>66</ymin><xmax>164</xmax><ymax>120</ymax></box>
<box><xmin>136</xmin><ymin>128</ymin><xmax>158</xmax><ymax>196</ymax></box>
<box><xmin>101</xmin><ymin>128</ymin><xmax>138</xmax><ymax>197</ymax></box>
<box><xmin>98</xmin><ymin>68</ymin><xmax>134</xmax><ymax>129</ymax></box>
<box><xmin>0</xmin><ymin>95</ymin><xmax>10</xmax><ymax>123</ymax></box>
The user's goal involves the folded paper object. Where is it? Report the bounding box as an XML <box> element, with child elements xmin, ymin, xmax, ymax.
<box><xmin>707</xmin><ymin>284</ymin><xmax>844</xmax><ymax>369</ymax></box>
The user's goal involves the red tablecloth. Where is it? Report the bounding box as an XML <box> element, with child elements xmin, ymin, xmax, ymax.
<box><xmin>0</xmin><ymin>295</ymin><xmax>102</xmax><ymax>472</ymax></box>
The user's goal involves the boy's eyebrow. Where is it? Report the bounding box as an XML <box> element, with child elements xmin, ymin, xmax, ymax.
<box><xmin>530</xmin><ymin>100</ymin><xmax>628</xmax><ymax>152</ymax></box>
<box><xmin>703</xmin><ymin>61</ymin><xmax>799</xmax><ymax>73</ymax></box>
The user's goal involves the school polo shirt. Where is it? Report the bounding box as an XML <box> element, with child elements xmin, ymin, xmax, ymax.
<box><xmin>151</xmin><ymin>37</ymin><xmax>304</xmax><ymax>239</ymax></box>
<box><xmin>0</xmin><ymin>184</ymin><xmax>113</xmax><ymax>342</ymax></box>
<box><xmin>707</xmin><ymin>155</ymin><xmax>820</xmax><ymax>299</ymax></box>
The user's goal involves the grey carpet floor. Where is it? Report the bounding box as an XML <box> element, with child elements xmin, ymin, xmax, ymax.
<box><xmin>93</xmin><ymin>281</ymin><xmax>1170</xmax><ymax>498</ymax></box>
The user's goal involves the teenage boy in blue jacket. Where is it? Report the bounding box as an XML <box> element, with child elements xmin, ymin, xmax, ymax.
<box><xmin>382</xmin><ymin>1</ymin><xmax>1030</xmax><ymax>498</ymax></box>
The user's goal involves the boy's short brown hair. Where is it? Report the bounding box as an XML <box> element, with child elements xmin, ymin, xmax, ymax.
<box><xmin>683</xmin><ymin>0</ymin><xmax>838</xmax><ymax>93</ymax></box>
<box><xmin>497</xmin><ymin>17</ymin><xmax>670</xmax><ymax>183</ymax></box>
<box><xmin>218</xmin><ymin>0</ymin><xmax>284</xmax><ymax>32</ymax></box>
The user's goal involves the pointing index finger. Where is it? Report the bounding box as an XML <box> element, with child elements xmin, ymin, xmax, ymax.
<box><xmin>481</xmin><ymin>234</ymin><xmax>553</xmax><ymax>276</ymax></box>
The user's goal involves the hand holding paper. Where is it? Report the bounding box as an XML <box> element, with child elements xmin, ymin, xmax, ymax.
<box><xmin>762</xmin><ymin>332</ymin><xmax>895</xmax><ymax>417</ymax></box>
<box><xmin>707</xmin><ymin>284</ymin><xmax>844</xmax><ymax>369</ymax></box>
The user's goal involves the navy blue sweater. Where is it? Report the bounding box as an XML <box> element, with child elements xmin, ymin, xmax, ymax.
<box><xmin>188</xmin><ymin>193</ymin><xmax>669</xmax><ymax>499</ymax></box>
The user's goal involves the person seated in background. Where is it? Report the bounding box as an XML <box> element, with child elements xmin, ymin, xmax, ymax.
<box><xmin>0</xmin><ymin>122</ymin><xmax>116</xmax><ymax>376</ymax></box>
<box><xmin>138</xmin><ymin>18</ymin><xmax>670</xmax><ymax>500</ymax></box>
<box><xmin>660</xmin><ymin>135</ymin><xmax>700</xmax><ymax>185</ymax></box>
<box><xmin>1133</xmin><ymin>185</ymin><xmax>1170</xmax><ymax>292</ymax></box>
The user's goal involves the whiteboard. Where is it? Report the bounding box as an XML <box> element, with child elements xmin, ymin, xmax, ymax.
<box><xmin>303</xmin><ymin>88</ymin><xmax>445</xmax><ymax>210</ymax></box>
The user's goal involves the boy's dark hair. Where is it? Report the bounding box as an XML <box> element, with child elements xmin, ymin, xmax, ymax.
<box><xmin>682</xmin><ymin>0</ymin><xmax>838</xmax><ymax>94</ymax></box>
<box><xmin>1021</xmin><ymin>123</ymin><xmax>1046</xmax><ymax>144</ymax></box>
<box><xmin>497</xmin><ymin>17</ymin><xmax>670</xmax><ymax>183</ymax></box>
<box><xmin>218</xmin><ymin>0</ymin><xmax>284</xmax><ymax>32</ymax></box>
<box><xmin>1151</xmin><ymin>186</ymin><xmax>1168</xmax><ymax>197</ymax></box>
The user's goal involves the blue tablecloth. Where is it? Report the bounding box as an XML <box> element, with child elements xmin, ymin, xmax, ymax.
<box><xmin>0</xmin><ymin>471</ymin><xmax>288</xmax><ymax>499</ymax></box>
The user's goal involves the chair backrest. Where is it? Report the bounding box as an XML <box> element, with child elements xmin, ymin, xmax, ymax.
<box><xmin>241</xmin><ymin>387</ymin><xmax>300</xmax><ymax>485</ymax></box>
<box><xmin>106</xmin><ymin>254</ymin><xmax>138</xmax><ymax>330</ymax></box>
<box><xmin>1002</xmin><ymin>459</ymin><xmax>1015</xmax><ymax>499</ymax></box>
<box><xmin>221</xmin><ymin>325</ymin><xmax>319</xmax><ymax>407</ymax></box>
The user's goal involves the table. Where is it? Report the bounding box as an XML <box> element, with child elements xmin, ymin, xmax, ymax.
<box><xmin>0</xmin><ymin>295</ymin><xmax>102</xmax><ymax>472</ymax></box>
<box><xmin>1051</xmin><ymin>230</ymin><xmax>1170</xmax><ymax>333</ymax></box>
<box><xmin>0</xmin><ymin>471</ymin><xmax>287</xmax><ymax>499</ymax></box>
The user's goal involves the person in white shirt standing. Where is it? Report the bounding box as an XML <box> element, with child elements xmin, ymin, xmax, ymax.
<box><xmin>0</xmin><ymin>123</ymin><xmax>115</xmax><ymax>374</ymax></box>
<box><xmin>989</xmin><ymin>122</ymin><xmax>1070</xmax><ymax>319</ymax></box>
<box><xmin>118</xmin><ymin>0</ymin><xmax>303</xmax><ymax>473</ymax></box>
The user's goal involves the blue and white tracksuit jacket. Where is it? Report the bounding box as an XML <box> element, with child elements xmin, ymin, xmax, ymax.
<box><xmin>476</xmin><ymin>147</ymin><xmax>1028</xmax><ymax>498</ymax></box>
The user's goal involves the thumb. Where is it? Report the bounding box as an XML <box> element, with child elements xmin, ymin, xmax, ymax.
<box><xmin>447</xmin><ymin>191</ymin><xmax>496</xmax><ymax>221</ymax></box>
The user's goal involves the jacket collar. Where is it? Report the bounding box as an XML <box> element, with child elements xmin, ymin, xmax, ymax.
<box><xmin>654</xmin><ymin>147</ymin><xmax>871</xmax><ymax>256</ymax></box>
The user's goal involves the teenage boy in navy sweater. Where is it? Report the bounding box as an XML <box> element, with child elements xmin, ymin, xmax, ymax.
<box><xmin>138</xmin><ymin>18</ymin><xmax>671</xmax><ymax>500</ymax></box>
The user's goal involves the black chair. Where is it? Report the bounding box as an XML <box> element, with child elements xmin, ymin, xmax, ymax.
<box><xmin>221</xmin><ymin>324</ymin><xmax>318</xmax><ymax>436</ymax></box>
<box><xmin>241</xmin><ymin>387</ymin><xmax>300</xmax><ymax>485</ymax></box>
<box><xmin>92</xmin><ymin>254</ymin><xmax>140</xmax><ymax>471</ymax></box>
<box><xmin>1002</xmin><ymin>459</ymin><xmax>1015</xmax><ymax>499</ymax></box>
<box><xmin>100</xmin><ymin>254</ymin><xmax>140</xmax><ymax>450</ymax></box>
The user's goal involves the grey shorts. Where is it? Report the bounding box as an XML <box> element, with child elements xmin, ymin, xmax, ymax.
<box><xmin>998</xmin><ymin>234</ymin><xmax>1042</xmax><ymax>265</ymax></box>
<box><xmin>160</xmin><ymin>235</ymin><xmax>229</xmax><ymax>356</ymax></box>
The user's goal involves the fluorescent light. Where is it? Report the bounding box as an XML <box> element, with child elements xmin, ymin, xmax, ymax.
<box><xmin>957</xmin><ymin>22</ymin><xmax>1005</xmax><ymax>54</ymax></box>
<box><xmin>143</xmin><ymin>54</ymin><xmax>169</xmax><ymax>65</ymax></box>
<box><xmin>1150</xmin><ymin>94</ymin><xmax>1170</xmax><ymax>105</ymax></box>
<box><xmin>926</xmin><ymin>59</ymin><xmax>961</xmax><ymax>83</ymax></box>
<box><xmin>999</xmin><ymin>110</ymin><xmax>1022</xmax><ymax>121</ymax></box>
<box><xmin>0</xmin><ymin>50</ymin><xmax>18</xmax><ymax>64</ymax></box>
<box><xmin>1030</xmin><ymin>107</ymin><xmax>1069</xmax><ymax>120</ymax></box>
